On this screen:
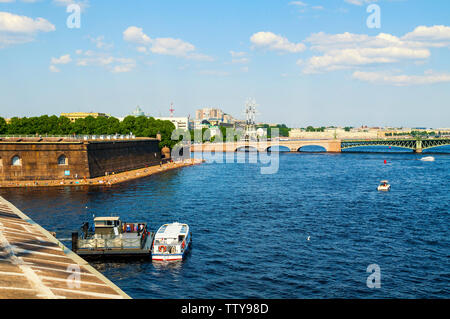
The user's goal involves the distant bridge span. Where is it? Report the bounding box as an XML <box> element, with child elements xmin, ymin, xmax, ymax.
<box><xmin>191</xmin><ymin>140</ymin><xmax>341</xmax><ymax>153</ymax></box>
<box><xmin>190</xmin><ymin>138</ymin><xmax>450</xmax><ymax>153</ymax></box>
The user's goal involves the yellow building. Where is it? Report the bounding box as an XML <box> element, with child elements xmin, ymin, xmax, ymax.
<box><xmin>61</xmin><ymin>112</ymin><xmax>109</xmax><ymax>123</ymax></box>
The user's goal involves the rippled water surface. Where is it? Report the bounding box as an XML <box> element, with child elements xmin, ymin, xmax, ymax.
<box><xmin>1</xmin><ymin>149</ymin><xmax>449</xmax><ymax>298</ymax></box>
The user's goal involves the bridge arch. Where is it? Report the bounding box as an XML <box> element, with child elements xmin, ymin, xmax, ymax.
<box><xmin>265</xmin><ymin>145</ymin><xmax>291</xmax><ymax>153</ymax></box>
<box><xmin>235</xmin><ymin>145</ymin><xmax>258</xmax><ymax>153</ymax></box>
<box><xmin>297</xmin><ymin>145</ymin><xmax>327</xmax><ymax>153</ymax></box>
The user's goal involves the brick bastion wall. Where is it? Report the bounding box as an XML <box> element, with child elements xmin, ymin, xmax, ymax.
<box><xmin>0</xmin><ymin>137</ymin><xmax>162</xmax><ymax>181</ymax></box>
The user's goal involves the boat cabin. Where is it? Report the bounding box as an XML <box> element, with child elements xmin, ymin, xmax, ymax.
<box><xmin>154</xmin><ymin>223</ymin><xmax>188</xmax><ymax>245</ymax></box>
<box><xmin>94</xmin><ymin>217</ymin><xmax>121</xmax><ymax>236</ymax></box>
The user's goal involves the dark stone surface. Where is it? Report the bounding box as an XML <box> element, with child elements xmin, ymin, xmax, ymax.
<box><xmin>0</xmin><ymin>138</ymin><xmax>161</xmax><ymax>181</ymax></box>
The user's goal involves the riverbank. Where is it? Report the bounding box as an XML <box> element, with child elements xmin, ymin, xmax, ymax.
<box><xmin>0</xmin><ymin>158</ymin><xmax>204</xmax><ymax>188</ymax></box>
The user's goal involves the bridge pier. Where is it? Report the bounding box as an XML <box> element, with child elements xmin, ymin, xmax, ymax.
<box><xmin>415</xmin><ymin>140</ymin><xmax>423</xmax><ymax>153</ymax></box>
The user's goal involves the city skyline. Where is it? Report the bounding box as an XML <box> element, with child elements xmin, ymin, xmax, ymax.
<box><xmin>1</xmin><ymin>0</ymin><xmax>450</xmax><ymax>128</ymax></box>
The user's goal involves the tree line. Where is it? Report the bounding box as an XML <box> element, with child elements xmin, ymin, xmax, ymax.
<box><xmin>0</xmin><ymin>115</ymin><xmax>177</xmax><ymax>148</ymax></box>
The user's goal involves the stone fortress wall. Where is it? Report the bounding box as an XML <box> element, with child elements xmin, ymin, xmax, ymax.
<box><xmin>0</xmin><ymin>137</ymin><xmax>161</xmax><ymax>181</ymax></box>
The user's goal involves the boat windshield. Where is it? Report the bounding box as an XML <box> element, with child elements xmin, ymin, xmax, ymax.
<box><xmin>157</xmin><ymin>225</ymin><xmax>168</xmax><ymax>234</ymax></box>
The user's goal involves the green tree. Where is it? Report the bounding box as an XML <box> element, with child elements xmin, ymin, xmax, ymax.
<box><xmin>0</xmin><ymin>117</ymin><xmax>7</xmax><ymax>134</ymax></box>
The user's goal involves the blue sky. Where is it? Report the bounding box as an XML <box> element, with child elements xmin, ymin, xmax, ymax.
<box><xmin>0</xmin><ymin>0</ymin><xmax>449</xmax><ymax>128</ymax></box>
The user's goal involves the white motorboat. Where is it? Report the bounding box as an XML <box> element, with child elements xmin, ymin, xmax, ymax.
<box><xmin>152</xmin><ymin>222</ymin><xmax>192</xmax><ymax>261</ymax></box>
<box><xmin>420</xmin><ymin>156</ymin><xmax>435</xmax><ymax>162</ymax></box>
<box><xmin>377</xmin><ymin>180</ymin><xmax>391</xmax><ymax>192</ymax></box>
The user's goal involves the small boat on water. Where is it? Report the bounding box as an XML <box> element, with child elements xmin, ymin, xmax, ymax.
<box><xmin>420</xmin><ymin>156</ymin><xmax>435</xmax><ymax>162</ymax></box>
<box><xmin>72</xmin><ymin>216</ymin><xmax>154</xmax><ymax>258</ymax></box>
<box><xmin>377</xmin><ymin>180</ymin><xmax>391</xmax><ymax>192</ymax></box>
<box><xmin>152</xmin><ymin>222</ymin><xmax>192</xmax><ymax>261</ymax></box>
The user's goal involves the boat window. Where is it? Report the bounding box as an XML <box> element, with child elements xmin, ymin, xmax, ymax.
<box><xmin>157</xmin><ymin>225</ymin><xmax>167</xmax><ymax>233</ymax></box>
<box><xmin>180</xmin><ymin>226</ymin><xmax>187</xmax><ymax>233</ymax></box>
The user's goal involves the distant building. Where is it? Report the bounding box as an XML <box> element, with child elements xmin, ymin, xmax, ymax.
<box><xmin>61</xmin><ymin>112</ymin><xmax>109</xmax><ymax>123</ymax></box>
<box><xmin>223</xmin><ymin>113</ymin><xmax>235</xmax><ymax>124</ymax></box>
<box><xmin>154</xmin><ymin>116</ymin><xmax>192</xmax><ymax>130</ymax></box>
<box><xmin>196</xmin><ymin>108</ymin><xmax>224</xmax><ymax>121</ymax></box>
<box><xmin>130</xmin><ymin>106</ymin><xmax>146</xmax><ymax>117</ymax></box>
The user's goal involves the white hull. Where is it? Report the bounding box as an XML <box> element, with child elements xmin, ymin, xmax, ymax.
<box><xmin>420</xmin><ymin>156</ymin><xmax>435</xmax><ymax>162</ymax></box>
<box><xmin>377</xmin><ymin>185</ymin><xmax>391</xmax><ymax>191</ymax></box>
<box><xmin>152</xmin><ymin>244</ymin><xmax>190</xmax><ymax>261</ymax></box>
<box><xmin>152</xmin><ymin>253</ymin><xmax>184</xmax><ymax>261</ymax></box>
<box><xmin>152</xmin><ymin>223</ymin><xmax>191</xmax><ymax>262</ymax></box>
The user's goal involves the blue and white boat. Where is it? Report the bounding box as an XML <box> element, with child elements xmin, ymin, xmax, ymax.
<box><xmin>152</xmin><ymin>222</ymin><xmax>192</xmax><ymax>261</ymax></box>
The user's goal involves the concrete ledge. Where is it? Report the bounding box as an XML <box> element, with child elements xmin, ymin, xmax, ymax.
<box><xmin>0</xmin><ymin>196</ymin><xmax>130</xmax><ymax>299</ymax></box>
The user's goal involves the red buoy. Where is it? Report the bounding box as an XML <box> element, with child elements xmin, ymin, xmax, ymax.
<box><xmin>384</xmin><ymin>160</ymin><xmax>387</xmax><ymax>164</ymax></box>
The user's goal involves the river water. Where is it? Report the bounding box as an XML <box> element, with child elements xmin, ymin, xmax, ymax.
<box><xmin>1</xmin><ymin>148</ymin><xmax>449</xmax><ymax>298</ymax></box>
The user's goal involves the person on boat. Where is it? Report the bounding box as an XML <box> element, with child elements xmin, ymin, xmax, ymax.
<box><xmin>82</xmin><ymin>222</ymin><xmax>89</xmax><ymax>239</ymax></box>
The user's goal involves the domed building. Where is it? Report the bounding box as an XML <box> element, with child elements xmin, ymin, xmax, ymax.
<box><xmin>131</xmin><ymin>106</ymin><xmax>146</xmax><ymax>117</ymax></box>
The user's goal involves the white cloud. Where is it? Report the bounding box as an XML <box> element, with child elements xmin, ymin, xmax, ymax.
<box><xmin>300</xmin><ymin>26</ymin><xmax>450</xmax><ymax>74</ymax></box>
<box><xmin>344</xmin><ymin>0</ymin><xmax>377</xmax><ymax>5</ymax></box>
<box><xmin>187</xmin><ymin>52</ymin><xmax>215</xmax><ymax>62</ymax></box>
<box><xmin>51</xmin><ymin>54</ymin><xmax>71</xmax><ymax>64</ymax></box>
<box><xmin>289</xmin><ymin>1</ymin><xmax>307</xmax><ymax>6</ymax></box>
<box><xmin>75</xmin><ymin>50</ymin><xmax>136</xmax><ymax>73</ymax></box>
<box><xmin>0</xmin><ymin>11</ymin><xmax>55</xmax><ymax>33</ymax></box>
<box><xmin>136</xmin><ymin>46</ymin><xmax>147</xmax><ymax>53</ymax></box>
<box><xmin>49</xmin><ymin>64</ymin><xmax>60</xmax><ymax>73</ymax></box>
<box><xmin>352</xmin><ymin>70</ymin><xmax>450</xmax><ymax>86</ymax></box>
<box><xmin>111</xmin><ymin>63</ymin><xmax>135</xmax><ymax>73</ymax></box>
<box><xmin>88</xmin><ymin>35</ymin><xmax>113</xmax><ymax>50</ymax></box>
<box><xmin>123</xmin><ymin>26</ymin><xmax>151</xmax><ymax>45</ymax></box>
<box><xmin>123</xmin><ymin>25</ymin><xmax>213</xmax><ymax>60</ymax></box>
<box><xmin>230</xmin><ymin>50</ymin><xmax>247</xmax><ymax>57</ymax></box>
<box><xmin>0</xmin><ymin>11</ymin><xmax>55</xmax><ymax>47</ymax></box>
<box><xmin>150</xmin><ymin>37</ymin><xmax>195</xmax><ymax>56</ymax></box>
<box><xmin>403</xmin><ymin>25</ymin><xmax>450</xmax><ymax>42</ymax></box>
<box><xmin>232</xmin><ymin>57</ymin><xmax>250</xmax><ymax>64</ymax></box>
<box><xmin>228</xmin><ymin>51</ymin><xmax>249</xmax><ymax>64</ymax></box>
<box><xmin>250</xmin><ymin>31</ymin><xmax>306</xmax><ymax>53</ymax></box>
<box><xmin>303</xmin><ymin>47</ymin><xmax>430</xmax><ymax>73</ymax></box>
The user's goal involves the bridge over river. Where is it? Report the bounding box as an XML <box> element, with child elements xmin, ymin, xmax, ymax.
<box><xmin>190</xmin><ymin>138</ymin><xmax>450</xmax><ymax>153</ymax></box>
